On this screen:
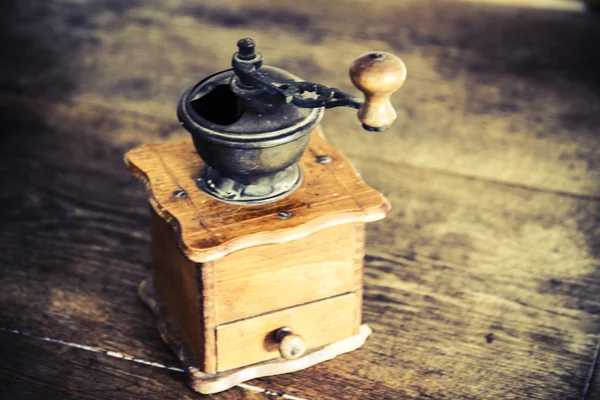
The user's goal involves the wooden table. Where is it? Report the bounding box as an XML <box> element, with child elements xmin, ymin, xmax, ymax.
<box><xmin>1</xmin><ymin>1</ymin><xmax>599</xmax><ymax>399</ymax></box>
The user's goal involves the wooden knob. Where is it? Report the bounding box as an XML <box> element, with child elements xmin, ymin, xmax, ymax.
<box><xmin>349</xmin><ymin>52</ymin><xmax>407</xmax><ymax>131</ymax></box>
<box><xmin>275</xmin><ymin>327</ymin><xmax>306</xmax><ymax>360</ymax></box>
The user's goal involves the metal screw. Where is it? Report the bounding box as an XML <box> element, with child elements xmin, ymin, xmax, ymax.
<box><xmin>173</xmin><ymin>189</ymin><xmax>187</xmax><ymax>198</ymax></box>
<box><xmin>277</xmin><ymin>211</ymin><xmax>292</xmax><ymax>220</ymax></box>
<box><xmin>237</xmin><ymin>38</ymin><xmax>256</xmax><ymax>60</ymax></box>
<box><xmin>316</xmin><ymin>155</ymin><xmax>332</xmax><ymax>164</ymax></box>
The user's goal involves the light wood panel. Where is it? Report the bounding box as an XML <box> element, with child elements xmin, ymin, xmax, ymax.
<box><xmin>150</xmin><ymin>208</ymin><xmax>212</xmax><ymax>372</ymax></box>
<box><xmin>213</xmin><ymin>223</ymin><xmax>363</xmax><ymax>324</ymax></box>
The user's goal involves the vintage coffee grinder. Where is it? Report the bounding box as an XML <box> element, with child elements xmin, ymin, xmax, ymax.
<box><xmin>125</xmin><ymin>38</ymin><xmax>406</xmax><ymax>394</ymax></box>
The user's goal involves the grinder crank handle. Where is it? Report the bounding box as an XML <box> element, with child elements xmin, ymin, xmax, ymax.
<box><xmin>349</xmin><ymin>52</ymin><xmax>407</xmax><ymax>132</ymax></box>
<box><xmin>231</xmin><ymin>38</ymin><xmax>406</xmax><ymax>131</ymax></box>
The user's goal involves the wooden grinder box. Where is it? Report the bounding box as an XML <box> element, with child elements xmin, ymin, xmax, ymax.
<box><xmin>125</xmin><ymin>38</ymin><xmax>405</xmax><ymax>394</ymax></box>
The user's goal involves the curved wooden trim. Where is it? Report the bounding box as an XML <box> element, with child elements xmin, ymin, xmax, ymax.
<box><xmin>140</xmin><ymin>276</ymin><xmax>371</xmax><ymax>395</ymax></box>
<box><xmin>127</xmin><ymin>153</ymin><xmax>389</xmax><ymax>263</ymax></box>
<box><xmin>125</xmin><ymin>128</ymin><xmax>391</xmax><ymax>263</ymax></box>
<box><xmin>125</xmin><ymin>155</ymin><xmax>191</xmax><ymax>258</ymax></box>
<box><xmin>184</xmin><ymin>204</ymin><xmax>388</xmax><ymax>263</ymax></box>
<box><xmin>188</xmin><ymin>325</ymin><xmax>372</xmax><ymax>395</ymax></box>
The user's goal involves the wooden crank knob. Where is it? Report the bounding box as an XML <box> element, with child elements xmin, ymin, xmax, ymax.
<box><xmin>274</xmin><ymin>327</ymin><xmax>306</xmax><ymax>360</ymax></box>
<box><xmin>349</xmin><ymin>52</ymin><xmax>407</xmax><ymax>131</ymax></box>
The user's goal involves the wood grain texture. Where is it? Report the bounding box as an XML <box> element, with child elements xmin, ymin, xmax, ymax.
<box><xmin>587</xmin><ymin>353</ymin><xmax>600</xmax><ymax>400</ymax></box>
<box><xmin>199</xmin><ymin>260</ymin><xmax>219</xmax><ymax>376</ymax></box>
<box><xmin>149</xmin><ymin>209</ymin><xmax>209</xmax><ymax>372</ymax></box>
<box><xmin>3</xmin><ymin>0</ymin><xmax>599</xmax><ymax>195</ymax></box>
<box><xmin>213</xmin><ymin>223</ymin><xmax>363</xmax><ymax>324</ymax></box>
<box><xmin>146</xmin><ymin>206</ymin><xmax>366</xmax><ymax>373</ymax></box>
<box><xmin>1</xmin><ymin>0</ymin><xmax>600</xmax><ymax>399</ymax></box>
<box><xmin>250</xmin><ymin>155</ymin><xmax>600</xmax><ymax>400</ymax></box>
<box><xmin>132</xmin><ymin>133</ymin><xmax>376</xmax><ymax>375</ymax></box>
<box><xmin>216</xmin><ymin>293</ymin><xmax>360</xmax><ymax>372</ymax></box>
<box><xmin>0</xmin><ymin>94</ymin><xmax>178</xmax><ymax>364</ymax></box>
<box><xmin>0</xmin><ymin>331</ymin><xmax>271</xmax><ymax>400</ymax></box>
<box><xmin>140</xmin><ymin>275</ymin><xmax>369</xmax><ymax>394</ymax></box>
<box><xmin>125</xmin><ymin>130</ymin><xmax>389</xmax><ymax>263</ymax></box>
<box><xmin>1</xmin><ymin>87</ymin><xmax>600</xmax><ymax>398</ymax></box>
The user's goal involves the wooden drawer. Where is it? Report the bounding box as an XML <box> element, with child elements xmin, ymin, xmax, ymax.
<box><xmin>215</xmin><ymin>292</ymin><xmax>361</xmax><ymax>372</ymax></box>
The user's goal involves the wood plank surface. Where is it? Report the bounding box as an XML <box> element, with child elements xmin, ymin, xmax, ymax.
<box><xmin>0</xmin><ymin>0</ymin><xmax>599</xmax><ymax>399</ymax></box>
<box><xmin>0</xmin><ymin>95</ymin><xmax>176</xmax><ymax>364</ymax></box>
<box><xmin>2</xmin><ymin>0</ymin><xmax>600</xmax><ymax>195</ymax></box>
<box><xmin>1</xmin><ymin>90</ymin><xmax>599</xmax><ymax>399</ymax></box>
<box><xmin>252</xmin><ymin>153</ymin><xmax>600</xmax><ymax>399</ymax></box>
<box><xmin>588</xmin><ymin>354</ymin><xmax>600</xmax><ymax>400</ymax></box>
<box><xmin>0</xmin><ymin>331</ymin><xmax>271</xmax><ymax>400</ymax></box>
<box><xmin>588</xmin><ymin>356</ymin><xmax>600</xmax><ymax>399</ymax></box>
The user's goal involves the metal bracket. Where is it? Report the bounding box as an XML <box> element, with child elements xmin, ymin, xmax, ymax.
<box><xmin>236</xmin><ymin>66</ymin><xmax>363</xmax><ymax>110</ymax></box>
<box><xmin>234</xmin><ymin>65</ymin><xmax>363</xmax><ymax>110</ymax></box>
<box><xmin>232</xmin><ymin>38</ymin><xmax>363</xmax><ymax>110</ymax></box>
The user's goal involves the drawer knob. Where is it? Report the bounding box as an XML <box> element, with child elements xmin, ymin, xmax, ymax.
<box><xmin>275</xmin><ymin>327</ymin><xmax>306</xmax><ymax>360</ymax></box>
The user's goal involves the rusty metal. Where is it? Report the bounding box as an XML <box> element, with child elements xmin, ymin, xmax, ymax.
<box><xmin>316</xmin><ymin>155</ymin><xmax>333</xmax><ymax>164</ymax></box>
<box><xmin>276</xmin><ymin>211</ymin><xmax>293</xmax><ymax>220</ymax></box>
<box><xmin>232</xmin><ymin>39</ymin><xmax>363</xmax><ymax>110</ymax></box>
<box><xmin>172</xmin><ymin>189</ymin><xmax>188</xmax><ymax>198</ymax></box>
<box><xmin>177</xmin><ymin>38</ymin><xmax>362</xmax><ymax>205</ymax></box>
